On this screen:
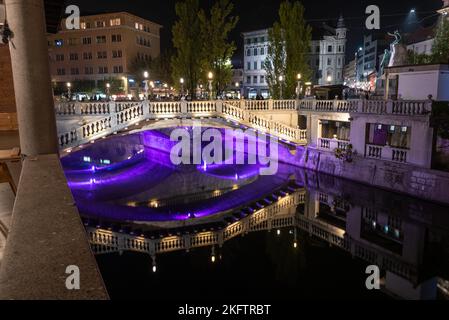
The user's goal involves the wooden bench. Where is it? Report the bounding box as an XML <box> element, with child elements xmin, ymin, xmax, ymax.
<box><xmin>0</xmin><ymin>148</ymin><xmax>21</xmax><ymax>195</ymax></box>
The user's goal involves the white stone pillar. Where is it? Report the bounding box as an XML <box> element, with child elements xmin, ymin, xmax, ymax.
<box><xmin>5</xmin><ymin>0</ymin><xmax>58</xmax><ymax>156</ymax></box>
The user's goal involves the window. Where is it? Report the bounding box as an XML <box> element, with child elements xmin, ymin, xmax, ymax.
<box><xmin>82</xmin><ymin>37</ymin><xmax>91</xmax><ymax>45</ymax></box>
<box><xmin>337</xmin><ymin>57</ymin><xmax>341</xmax><ymax>66</ymax></box>
<box><xmin>328</xmin><ymin>45</ymin><xmax>333</xmax><ymax>53</ymax></box>
<box><xmin>57</xmin><ymin>68</ymin><xmax>66</xmax><ymax>75</ymax></box>
<box><xmin>112</xmin><ymin>34</ymin><xmax>122</xmax><ymax>42</ymax></box>
<box><xmin>327</xmin><ymin>58</ymin><xmax>332</xmax><ymax>66</ymax></box>
<box><xmin>56</xmin><ymin>54</ymin><xmax>64</xmax><ymax>61</ymax></box>
<box><xmin>70</xmin><ymin>68</ymin><xmax>79</xmax><ymax>75</ymax></box>
<box><xmin>84</xmin><ymin>67</ymin><xmax>94</xmax><ymax>75</ymax></box>
<box><xmin>247</xmin><ymin>62</ymin><xmax>251</xmax><ymax>70</ymax></box>
<box><xmin>253</xmin><ymin>48</ymin><xmax>258</xmax><ymax>56</ymax></box>
<box><xmin>80</xmin><ymin>22</ymin><xmax>87</xmax><ymax>30</ymax></box>
<box><xmin>96</xmin><ymin>21</ymin><xmax>106</xmax><ymax>28</ymax></box>
<box><xmin>112</xmin><ymin>50</ymin><xmax>122</xmax><ymax>58</ymax></box>
<box><xmin>68</xmin><ymin>38</ymin><xmax>79</xmax><ymax>45</ymax></box>
<box><xmin>69</xmin><ymin>53</ymin><xmax>78</xmax><ymax>61</ymax></box>
<box><xmin>96</xmin><ymin>36</ymin><xmax>107</xmax><ymax>44</ymax></box>
<box><xmin>246</xmin><ymin>76</ymin><xmax>251</xmax><ymax>84</ymax></box>
<box><xmin>246</xmin><ymin>49</ymin><xmax>251</xmax><ymax>56</ymax></box>
<box><xmin>367</xmin><ymin>124</ymin><xmax>410</xmax><ymax>149</ymax></box>
<box><xmin>316</xmin><ymin>46</ymin><xmax>320</xmax><ymax>53</ymax></box>
<box><xmin>113</xmin><ymin>66</ymin><xmax>123</xmax><ymax>73</ymax></box>
<box><xmin>260</xmin><ymin>36</ymin><xmax>265</xmax><ymax>42</ymax></box>
<box><xmin>338</xmin><ymin>45</ymin><xmax>342</xmax><ymax>53</ymax></box>
<box><xmin>110</xmin><ymin>18</ymin><xmax>121</xmax><ymax>26</ymax></box>
<box><xmin>83</xmin><ymin>52</ymin><xmax>92</xmax><ymax>60</ymax></box>
<box><xmin>254</xmin><ymin>61</ymin><xmax>257</xmax><ymax>70</ymax></box>
<box><xmin>260</xmin><ymin>75</ymin><xmax>265</xmax><ymax>83</ymax></box>
<box><xmin>260</xmin><ymin>47</ymin><xmax>265</xmax><ymax>55</ymax></box>
<box><xmin>97</xmin><ymin>51</ymin><xmax>107</xmax><ymax>59</ymax></box>
<box><xmin>98</xmin><ymin>66</ymin><xmax>108</xmax><ymax>74</ymax></box>
<box><xmin>253</xmin><ymin>76</ymin><xmax>258</xmax><ymax>84</ymax></box>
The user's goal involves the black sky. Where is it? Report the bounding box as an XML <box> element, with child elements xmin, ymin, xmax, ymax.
<box><xmin>65</xmin><ymin>0</ymin><xmax>443</xmax><ymax>62</ymax></box>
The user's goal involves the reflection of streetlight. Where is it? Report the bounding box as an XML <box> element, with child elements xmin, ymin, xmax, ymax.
<box><xmin>278</xmin><ymin>75</ymin><xmax>284</xmax><ymax>99</ymax></box>
<box><xmin>208</xmin><ymin>72</ymin><xmax>214</xmax><ymax>99</ymax></box>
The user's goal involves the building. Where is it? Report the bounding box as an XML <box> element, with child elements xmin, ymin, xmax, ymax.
<box><xmin>242</xmin><ymin>16</ymin><xmax>348</xmax><ymax>98</ymax></box>
<box><xmin>343</xmin><ymin>56</ymin><xmax>357</xmax><ymax>87</ymax></box>
<box><xmin>308</xmin><ymin>16</ymin><xmax>347</xmax><ymax>86</ymax></box>
<box><xmin>242</xmin><ymin>29</ymin><xmax>269</xmax><ymax>99</ymax></box>
<box><xmin>355</xmin><ymin>33</ymin><xmax>389</xmax><ymax>83</ymax></box>
<box><xmin>47</xmin><ymin>12</ymin><xmax>162</xmax><ymax>95</ymax></box>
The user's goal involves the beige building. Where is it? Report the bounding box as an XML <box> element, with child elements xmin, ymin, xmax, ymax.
<box><xmin>47</xmin><ymin>12</ymin><xmax>161</xmax><ymax>93</ymax></box>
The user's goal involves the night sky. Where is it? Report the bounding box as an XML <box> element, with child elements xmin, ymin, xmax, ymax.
<box><xmin>65</xmin><ymin>0</ymin><xmax>444</xmax><ymax>62</ymax></box>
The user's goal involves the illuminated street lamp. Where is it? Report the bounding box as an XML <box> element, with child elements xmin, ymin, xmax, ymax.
<box><xmin>278</xmin><ymin>75</ymin><xmax>284</xmax><ymax>99</ymax></box>
<box><xmin>180</xmin><ymin>77</ymin><xmax>184</xmax><ymax>96</ymax></box>
<box><xmin>163</xmin><ymin>83</ymin><xmax>168</xmax><ymax>98</ymax></box>
<box><xmin>327</xmin><ymin>75</ymin><xmax>333</xmax><ymax>85</ymax></box>
<box><xmin>106</xmin><ymin>82</ymin><xmax>111</xmax><ymax>101</ymax></box>
<box><xmin>296</xmin><ymin>73</ymin><xmax>302</xmax><ymax>99</ymax></box>
<box><xmin>66</xmin><ymin>82</ymin><xmax>72</xmax><ymax>100</ymax></box>
<box><xmin>208</xmin><ymin>71</ymin><xmax>214</xmax><ymax>99</ymax></box>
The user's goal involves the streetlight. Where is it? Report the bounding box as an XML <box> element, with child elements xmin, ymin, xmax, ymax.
<box><xmin>296</xmin><ymin>73</ymin><xmax>302</xmax><ymax>99</ymax></box>
<box><xmin>143</xmin><ymin>71</ymin><xmax>149</xmax><ymax>100</ymax></box>
<box><xmin>208</xmin><ymin>71</ymin><xmax>214</xmax><ymax>100</ymax></box>
<box><xmin>278</xmin><ymin>75</ymin><xmax>284</xmax><ymax>99</ymax></box>
<box><xmin>235</xmin><ymin>82</ymin><xmax>240</xmax><ymax>99</ymax></box>
<box><xmin>163</xmin><ymin>83</ymin><xmax>168</xmax><ymax>98</ymax></box>
<box><xmin>199</xmin><ymin>84</ymin><xmax>204</xmax><ymax>99</ymax></box>
<box><xmin>66</xmin><ymin>82</ymin><xmax>72</xmax><ymax>100</ymax></box>
<box><xmin>106</xmin><ymin>82</ymin><xmax>111</xmax><ymax>101</ymax></box>
<box><xmin>327</xmin><ymin>75</ymin><xmax>332</xmax><ymax>85</ymax></box>
<box><xmin>180</xmin><ymin>77</ymin><xmax>184</xmax><ymax>97</ymax></box>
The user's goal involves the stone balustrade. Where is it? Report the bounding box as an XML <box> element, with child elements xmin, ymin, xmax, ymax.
<box><xmin>318</xmin><ymin>138</ymin><xmax>350</xmax><ymax>151</ymax></box>
<box><xmin>365</xmin><ymin>144</ymin><xmax>408</xmax><ymax>164</ymax></box>
<box><xmin>55</xmin><ymin>101</ymin><xmax>140</xmax><ymax>116</ymax></box>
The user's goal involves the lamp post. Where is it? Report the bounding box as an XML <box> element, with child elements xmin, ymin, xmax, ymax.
<box><xmin>296</xmin><ymin>73</ymin><xmax>302</xmax><ymax>99</ymax></box>
<box><xmin>235</xmin><ymin>82</ymin><xmax>240</xmax><ymax>99</ymax></box>
<box><xmin>143</xmin><ymin>71</ymin><xmax>149</xmax><ymax>100</ymax></box>
<box><xmin>199</xmin><ymin>84</ymin><xmax>203</xmax><ymax>99</ymax></box>
<box><xmin>106</xmin><ymin>82</ymin><xmax>111</xmax><ymax>101</ymax></box>
<box><xmin>278</xmin><ymin>75</ymin><xmax>284</xmax><ymax>100</ymax></box>
<box><xmin>180</xmin><ymin>77</ymin><xmax>184</xmax><ymax>97</ymax></box>
<box><xmin>327</xmin><ymin>75</ymin><xmax>332</xmax><ymax>85</ymax></box>
<box><xmin>163</xmin><ymin>83</ymin><xmax>168</xmax><ymax>98</ymax></box>
<box><xmin>66</xmin><ymin>82</ymin><xmax>72</xmax><ymax>100</ymax></box>
<box><xmin>149</xmin><ymin>81</ymin><xmax>155</xmax><ymax>98</ymax></box>
<box><xmin>208</xmin><ymin>71</ymin><xmax>214</xmax><ymax>100</ymax></box>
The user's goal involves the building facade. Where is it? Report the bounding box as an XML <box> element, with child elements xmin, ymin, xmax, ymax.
<box><xmin>47</xmin><ymin>12</ymin><xmax>161</xmax><ymax>94</ymax></box>
<box><xmin>242</xmin><ymin>17</ymin><xmax>347</xmax><ymax>98</ymax></box>
<box><xmin>343</xmin><ymin>56</ymin><xmax>357</xmax><ymax>87</ymax></box>
<box><xmin>355</xmin><ymin>33</ymin><xmax>389</xmax><ymax>83</ymax></box>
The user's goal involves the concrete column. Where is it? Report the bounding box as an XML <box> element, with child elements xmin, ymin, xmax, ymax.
<box><xmin>5</xmin><ymin>0</ymin><xmax>58</xmax><ymax>156</ymax></box>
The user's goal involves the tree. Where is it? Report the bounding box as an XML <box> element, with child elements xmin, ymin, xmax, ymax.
<box><xmin>264</xmin><ymin>24</ymin><xmax>286</xmax><ymax>99</ymax></box>
<box><xmin>431</xmin><ymin>16</ymin><xmax>449</xmax><ymax>64</ymax></box>
<box><xmin>171</xmin><ymin>0</ymin><xmax>203</xmax><ymax>96</ymax></box>
<box><xmin>199</xmin><ymin>0</ymin><xmax>239</xmax><ymax>96</ymax></box>
<box><xmin>150</xmin><ymin>51</ymin><xmax>173</xmax><ymax>84</ymax></box>
<box><xmin>264</xmin><ymin>1</ymin><xmax>312</xmax><ymax>99</ymax></box>
<box><xmin>407</xmin><ymin>50</ymin><xmax>431</xmax><ymax>65</ymax></box>
<box><xmin>129</xmin><ymin>57</ymin><xmax>152</xmax><ymax>92</ymax></box>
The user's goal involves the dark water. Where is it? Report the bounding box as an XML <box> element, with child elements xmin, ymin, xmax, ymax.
<box><xmin>62</xmin><ymin>127</ymin><xmax>449</xmax><ymax>300</ymax></box>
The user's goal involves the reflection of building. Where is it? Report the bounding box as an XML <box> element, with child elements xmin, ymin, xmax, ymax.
<box><xmin>242</xmin><ymin>16</ymin><xmax>347</xmax><ymax>98</ymax></box>
<box><xmin>47</xmin><ymin>12</ymin><xmax>162</xmax><ymax>92</ymax></box>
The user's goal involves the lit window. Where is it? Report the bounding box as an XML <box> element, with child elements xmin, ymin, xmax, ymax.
<box><xmin>83</xmin><ymin>156</ymin><xmax>91</xmax><ymax>163</ymax></box>
<box><xmin>110</xmin><ymin>18</ymin><xmax>121</xmax><ymax>26</ymax></box>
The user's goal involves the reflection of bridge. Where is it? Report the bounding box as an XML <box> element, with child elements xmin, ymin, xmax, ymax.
<box><xmin>88</xmin><ymin>189</ymin><xmax>305</xmax><ymax>256</ymax></box>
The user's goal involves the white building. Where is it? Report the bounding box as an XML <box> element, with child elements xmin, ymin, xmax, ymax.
<box><xmin>242</xmin><ymin>16</ymin><xmax>348</xmax><ymax>98</ymax></box>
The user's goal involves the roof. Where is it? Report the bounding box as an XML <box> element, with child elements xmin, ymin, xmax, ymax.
<box><xmin>405</xmin><ymin>25</ymin><xmax>436</xmax><ymax>45</ymax></box>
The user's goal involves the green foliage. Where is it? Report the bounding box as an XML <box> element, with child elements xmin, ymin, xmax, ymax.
<box><xmin>335</xmin><ymin>144</ymin><xmax>353</xmax><ymax>163</ymax></box>
<box><xmin>431</xmin><ymin>17</ymin><xmax>449</xmax><ymax>64</ymax></box>
<box><xmin>129</xmin><ymin>58</ymin><xmax>152</xmax><ymax>89</ymax></box>
<box><xmin>407</xmin><ymin>50</ymin><xmax>431</xmax><ymax>65</ymax></box>
<box><xmin>171</xmin><ymin>0</ymin><xmax>204</xmax><ymax>96</ymax></box>
<box><xmin>97</xmin><ymin>78</ymin><xmax>124</xmax><ymax>95</ymax></box>
<box><xmin>264</xmin><ymin>1</ymin><xmax>312</xmax><ymax>99</ymax></box>
<box><xmin>198</xmin><ymin>0</ymin><xmax>239</xmax><ymax>95</ymax></box>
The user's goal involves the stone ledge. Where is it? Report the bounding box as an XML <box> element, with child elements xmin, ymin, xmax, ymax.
<box><xmin>0</xmin><ymin>154</ymin><xmax>108</xmax><ymax>300</ymax></box>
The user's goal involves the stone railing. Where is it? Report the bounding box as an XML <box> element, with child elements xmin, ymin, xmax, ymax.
<box><xmin>318</xmin><ymin>138</ymin><xmax>350</xmax><ymax>151</ymax></box>
<box><xmin>87</xmin><ymin>190</ymin><xmax>305</xmax><ymax>256</ymax></box>
<box><xmin>55</xmin><ymin>101</ymin><xmax>140</xmax><ymax>116</ymax></box>
<box><xmin>365</xmin><ymin>144</ymin><xmax>408</xmax><ymax>164</ymax></box>
<box><xmin>225</xmin><ymin>99</ymin><xmax>298</xmax><ymax>112</ymax></box>
<box><xmin>299</xmin><ymin>99</ymin><xmax>432</xmax><ymax>116</ymax></box>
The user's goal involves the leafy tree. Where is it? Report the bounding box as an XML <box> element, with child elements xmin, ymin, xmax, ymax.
<box><xmin>150</xmin><ymin>51</ymin><xmax>173</xmax><ymax>84</ymax></box>
<box><xmin>264</xmin><ymin>24</ymin><xmax>286</xmax><ymax>99</ymax></box>
<box><xmin>431</xmin><ymin>16</ymin><xmax>449</xmax><ymax>64</ymax></box>
<box><xmin>129</xmin><ymin>57</ymin><xmax>152</xmax><ymax>91</ymax></box>
<box><xmin>171</xmin><ymin>0</ymin><xmax>204</xmax><ymax>96</ymax></box>
<box><xmin>264</xmin><ymin>1</ymin><xmax>312</xmax><ymax>99</ymax></box>
<box><xmin>407</xmin><ymin>50</ymin><xmax>431</xmax><ymax>65</ymax></box>
<box><xmin>199</xmin><ymin>0</ymin><xmax>239</xmax><ymax>96</ymax></box>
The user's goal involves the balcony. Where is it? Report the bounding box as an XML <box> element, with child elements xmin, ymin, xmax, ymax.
<box><xmin>318</xmin><ymin>137</ymin><xmax>350</xmax><ymax>151</ymax></box>
<box><xmin>365</xmin><ymin>144</ymin><xmax>408</xmax><ymax>164</ymax></box>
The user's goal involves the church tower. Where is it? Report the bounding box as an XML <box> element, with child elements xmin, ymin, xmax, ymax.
<box><xmin>336</xmin><ymin>15</ymin><xmax>347</xmax><ymax>39</ymax></box>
